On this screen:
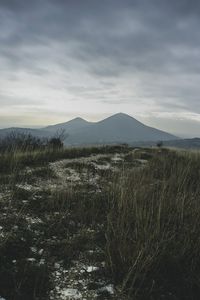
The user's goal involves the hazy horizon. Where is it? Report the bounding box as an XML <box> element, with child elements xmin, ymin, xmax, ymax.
<box><xmin>0</xmin><ymin>0</ymin><xmax>200</xmax><ymax>137</ymax></box>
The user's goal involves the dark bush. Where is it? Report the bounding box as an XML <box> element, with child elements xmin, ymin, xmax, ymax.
<box><xmin>47</xmin><ymin>137</ymin><xmax>63</xmax><ymax>149</ymax></box>
<box><xmin>0</xmin><ymin>132</ymin><xmax>45</xmax><ymax>153</ymax></box>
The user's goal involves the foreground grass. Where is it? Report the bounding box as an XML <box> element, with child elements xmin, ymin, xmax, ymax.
<box><xmin>0</xmin><ymin>146</ymin><xmax>200</xmax><ymax>299</ymax></box>
<box><xmin>106</xmin><ymin>150</ymin><xmax>200</xmax><ymax>299</ymax></box>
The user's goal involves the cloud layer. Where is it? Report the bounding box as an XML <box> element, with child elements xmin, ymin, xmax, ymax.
<box><xmin>0</xmin><ymin>0</ymin><xmax>199</xmax><ymax>136</ymax></box>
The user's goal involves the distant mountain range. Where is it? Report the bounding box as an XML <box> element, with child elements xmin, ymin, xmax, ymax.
<box><xmin>0</xmin><ymin>113</ymin><xmax>177</xmax><ymax>145</ymax></box>
<box><xmin>0</xmin><ymin>112</ymin><xmax>199</xmax><ymax>148</ymax></box>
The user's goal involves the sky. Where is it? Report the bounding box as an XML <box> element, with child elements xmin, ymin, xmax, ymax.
<box><xmin>0</xmin><ymin>0</ymin><xmax>200</xmax><ymax>137</ymax></box>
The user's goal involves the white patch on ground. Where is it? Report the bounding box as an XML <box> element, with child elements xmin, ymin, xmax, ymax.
<box><xmin>23</xmin><ymin>167</ymin><xmax>33</xmax><ymax>174</ymax></box>
<box><xmin>66</xmin><ymin>168</ymin><xmax>81</xmax><ymax>182</ymax></box>
<box><xmin>13</xmin><ymin>152</ymin><xmax>128</xmax><ymax>194</ymax></box>
<box><xmin>49</xmin><ymin>258</ymin><xmax>112</xmax><ymax>299</ymax></box>
<box><xmin>111</xmin><ymin>153</ymin><xmax>124</xmax><ymax>162</ymax></box>
<box><xmin>39</xmin><ymin>258</ymin><xmax>45</xmax><ymax>265</ymax></box>
<box><xmin>86</xmin><ymin>266</ymin><xmax>99</xmax><ymax>273</ymax></box>
<box><xmin>60</xmin><ymin>288</ymin><xmax>82</xmax><ymax>299</ymax></box>
<box><xmin>25</xmin><ymin>216</ymin><xmax>43</xmax><ymax>224</ymax></box>
<box><xmin>50</xmin><ymin>154</ymin><xmax>112</xmax><ymax>175</ymax></box>
<box><xmin>30</xmin><ymin>246</ymin><xmax>37</xmax><ymax>253</ymax></box>
<box><xmin>91</xmin><ymin>162</ymin><xmax>111</xmax><ymax>170</ymax></box>
<box><xmin>87</xmin><ymin>174</ymin><xmax>100</xmax><ymax>188</ymax></box>
<box><xmin>49</xmin><ymin>154</ymin><xmax>115</xmax><ymax>189</ymax></box>
<box><xmin>16</xmin><ymin>184</ymin><xmax>33</xmax><ymax>191</ymax></box>
<box><xmin>99</xmin><ymin>284</ymin><xmax>115</xmax><ymax>295</ymax></box>
<box><xmin>135</xmin><ymin>158</ymin><xmax>148</xmax><ymax>164</ymax></box>
<box><xmin>26</xmin><ymin>258</ymin><xmax>36</xmax><ymax>262</ymax></box>
<box><xmin>38</xmin><ymin>249</ymin><xmax>43</xmax><ymax>255</ymax></box>
<box><xmin>0</xmin><ymin>230</ymin><xmax>5</xmax><ymax>238</ymax></box>
<box><xmin>16</xmin><ymin>183</ymin><xmax>41</xmax><ymax>192</ymax></box>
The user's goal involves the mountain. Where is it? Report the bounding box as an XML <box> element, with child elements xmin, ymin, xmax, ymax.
<box><xmin>64</xmin><ymin>113</ymin><xmax>177</xmax><ymax>145</ymax></box>
<box><xmin>43</xmin><ymin>117</ymin><xmax>92</xmax><ymax>134</ymax></box>
<box><xmin>0</xmin><ymin>113</ymin><xmax>178</xmax><ymax>145</ymax></box>
<box><xmin>0</xmin><ymin>117</ymin><xmax>91</xmax><ymax>139</ymax></box>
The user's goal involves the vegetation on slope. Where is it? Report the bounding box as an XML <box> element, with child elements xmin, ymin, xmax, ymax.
<box><xmin>0</xmin><ymin>142</ymin><xmax>199</xmax><ymax>299</ymax></box>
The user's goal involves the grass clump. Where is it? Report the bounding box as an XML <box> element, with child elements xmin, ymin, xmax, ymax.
<box><xmin>106</xmin><ymin>150</ymin><xmax>200</xmax><ymax>299</ymax></box>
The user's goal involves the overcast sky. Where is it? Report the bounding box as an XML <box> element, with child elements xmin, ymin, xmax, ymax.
<box><xmin>0</xmin><ymin>0</ymin><xmax>200</xmax><ymax>137</ymax></box>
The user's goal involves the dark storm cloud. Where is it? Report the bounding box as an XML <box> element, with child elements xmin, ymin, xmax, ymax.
<box><xmin>0</xmin><ymin>0</ymin><xmax>200</xmax><ymax>132</ymax></box>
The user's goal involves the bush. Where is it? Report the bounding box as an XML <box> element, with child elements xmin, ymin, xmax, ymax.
<box><xmin>47</xmin><ymin>137</ymin><xmax>63</xmax><ymax>149</ymax></box>
<box><xmin>0</xmin><ymin>132</ymin><xmax>45</xmax><ymax>153</ymax></box>
<box><xmin>157</xmin><ymin>141</ymin><xmax>163</xmax><ymax>148</ymax></box>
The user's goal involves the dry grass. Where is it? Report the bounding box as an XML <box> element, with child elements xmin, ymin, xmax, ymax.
<box><xmin>0</xmin><ymin>144</ymin><xmax>130</xmax><ymax>174</ymax></box>
<box><xmin>0</xmin><ymin>146</ymin><xmax>200</xmax><ymax>299</ymax></box>
<box><xmin>106</xmin><ymin>150</ymin><xmax>200</xmax><ymax>299</ymax></box>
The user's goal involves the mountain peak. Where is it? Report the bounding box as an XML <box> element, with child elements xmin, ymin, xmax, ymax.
<box><xmin>71</xmin><ymin>117</ymin><xmax>87</xmax><ymax>122</ymax></box>
<box><xmin>114</xmin><ymin>112</ymin><xmax>129</xmax><ymax>116</ymax></box>
<box><xmin>110</xmin><ymin>112</ymin><xmax>132</xmax><ymax>118</ymax></box>
<box><xmin>100</xmin><ymin>112</ymin><xmax>143</xmax><ymax>125</ymax></box>
<box><xmin>43</xmin><ymin>116</ymin><xmax>92</xmax><ymax>133</ymax></box>
<box><xmin>106</xmin><ymin>113</ymin><xmax>140</xmax><ymax>121</ymax></box>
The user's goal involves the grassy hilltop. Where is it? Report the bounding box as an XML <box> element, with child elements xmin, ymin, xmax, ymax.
<box><xmin>0</xmin><ymin>143</ymin><xmax>200</xmax><ymax>299</ymax></box>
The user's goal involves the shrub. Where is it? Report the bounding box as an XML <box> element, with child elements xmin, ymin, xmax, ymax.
<box><xmin>0</xmin><ymin>132</ymin><xmax>45</xmax><ymax>153</ymax></box>
<box><xmin>47</xmin><ymin>137</ymin><xmax>63</xmax><ymax>149</ymax></box>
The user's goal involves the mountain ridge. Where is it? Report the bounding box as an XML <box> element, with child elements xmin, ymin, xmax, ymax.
<box><xmin>62</xmin><ymin>113</ymin><xmax>177</xmax><ymax>145</ymax></box>
<box><xmin>0</xmin><ymin>113</ymin><xmax>178</xmax><ymax>145</ymax></box>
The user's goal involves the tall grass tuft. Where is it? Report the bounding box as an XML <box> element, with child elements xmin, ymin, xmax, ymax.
<box><xmin>106</xmin><ymin>150</ymin><xmax>200</xmax><ymax>299</ymax></box>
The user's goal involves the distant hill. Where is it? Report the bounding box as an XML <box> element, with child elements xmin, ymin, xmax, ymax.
<box><xmin>164</xmin><ymin>138</ymin><xmax>200</xmax><ymax>149</ymax></box>
<box><xmin>0</xmin><ymin>113</ymin><xmax>178</xmax><ymax>145</ymax></box>
<box><xmin>129</xmin><ymin>138</ymin><xmax>200</xmax><ymax>149</ymax></box>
